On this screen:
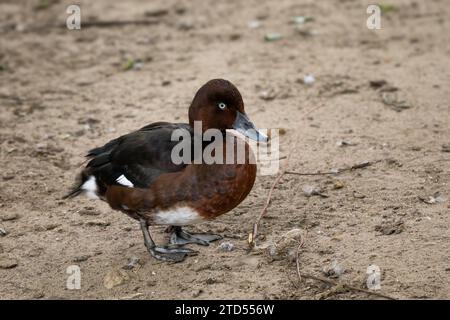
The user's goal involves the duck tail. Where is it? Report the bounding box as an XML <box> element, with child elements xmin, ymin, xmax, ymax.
<box><xmin>61</xmin><ymin>170</ymin><xmax>91</xmax><ymax>200</ymax></box>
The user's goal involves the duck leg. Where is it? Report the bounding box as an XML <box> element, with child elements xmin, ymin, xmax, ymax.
<box><xmin>169</xmin><ymin>226</ymin><xmax>223</xmax><ymax>246</ymax></box>
<box><xmin>139</xmin><ymin>219</ymin><xmax>197</xmax><ymax>263</ymax></box>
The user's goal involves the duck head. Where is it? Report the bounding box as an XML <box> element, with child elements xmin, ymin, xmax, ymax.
<box><xmin>188</xmin><ymin>79</ymin><xmax>268</xmax><ymax>142</ymax></box>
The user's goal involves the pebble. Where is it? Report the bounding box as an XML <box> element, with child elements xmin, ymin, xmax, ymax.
<box><xmin>192</xmin><ymin>289</ymin><xmax>203</xmax><ymax>298</ymax></box>
<box><xmin>73</xmin><ymin>254</ymin><xmax>91</xmax><ymax>263</ymax></box>
<box><xmin>248</xmin><ymin>20</ymin><xmax>262</xmax><ymax>29</ymax></box>
<box><xmin>103</xmin><ymin>269</ymin><xmax>130</xmax><ymax>289</ymax></box>
<box><xmin>0</xmin><ymin>255</ymin><xmax>18</xmax><ymax>269</ymax></box>
<box><xmin>258</xmin><ymin>90</ymin><xmax>276</xmax><ymax>101</ymax></box>
<box><xmin>0</xmin><ymin>227</ymin><xmax>7</xmax><ymax>236</ymax></box>
<box><xmin>322</xmin><ymin>260</ymin><xmax>345</xmax><ymax>278</ymax></box>
<box><xmin>176</xmin><ymin>20</ymin><xmax>194</xmax><ymax>31</ymax></box>
<box><xmin>123</xmin><ymin>256</ymin><xmax>141</xmax><ymax>270</ymax></box>
<box><xmin>333</xmin><ymin>180</ymin><xmax>345</xmax><ymax>189</ymax></box>
<box><xmin>303</xmin><ymin>74</ymin><xmax>315</xmax><ymax>85</ymax></box>
<box><xmin>218</xmin><ymin>242</ymin><xmax>235</xmax><ymax>252</ymax></box>
<box><xmin>1</xmin><ymin>212</ymin><xmax>19</xmax><ymax>221</ymax></box>
<box><xmin>264</xmin><ymin>33</ymin><xmax>283</xmax><ymax>42</ymax></box>
<box><xmin>267</xmin><ymin>228</ymin><xmax>304</xmax><ymax>261</ymax></box>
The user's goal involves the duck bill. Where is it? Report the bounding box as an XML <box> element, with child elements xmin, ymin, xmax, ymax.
<box><xmin>232</xmin><ymin>111</ymin><xmax>268</xmax><ymax>142</ymax></box>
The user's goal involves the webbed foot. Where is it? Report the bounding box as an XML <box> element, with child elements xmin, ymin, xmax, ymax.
<box><xmin>168</xmin><ymin>226</ymin><xmax>223</xmax><ymax>246</ymax></box>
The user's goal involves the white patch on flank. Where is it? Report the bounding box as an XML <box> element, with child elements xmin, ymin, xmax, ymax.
<box><xmin>81</xmin><ymin>175</ymin><xmax>99</xmax><ymax>199</ymax></box>
<box><xmin>153</xmin><ymin>207</ymin><xmax>202</xmax><ymax>226</ymax></box>
<box><xmin>116</xmin><ymin>174</ymin><xmax>134</xmax><ymax>187</ymax></box>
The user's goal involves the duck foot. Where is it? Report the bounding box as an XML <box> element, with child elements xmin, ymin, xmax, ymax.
<box><xmin>140</xmin><ymin>219</ymin><xmax>197</xmax><ymax>263</ymax></box>
<box><xmin>168</xmin><ymin>226</ymin><xmax>223</xmax><ymax>246</ymax></box>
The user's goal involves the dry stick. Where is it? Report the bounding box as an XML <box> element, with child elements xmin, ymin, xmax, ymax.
<box><xmin>298</xmin><ymin>273</ymin><xmax>398</xmax><ymax>300</ymax></box>
<box><xmin>295</xmin><ymin>233</ymin><xmax>397</xmax><ymax>300</ymax></box>
<box><xmin>26</xmin><ymin>19</ymin><xmax>161</xmax><ymax>31</ymax></box>
<box><xmin>295</xmin><ymin>233</ymin><xmax>306</xmax><ymax>282</ymax></box>
<box><xmin>285</xmin><ymin>160</ymin><xmax>382</xmax><ymax>176</ymax></box>
<box><xmin>248</xmin><ymin>103</ymin><xmax>325</xmax><ymax>248</ymax></box>
<box><xmin>75</xmin><ymin>19</ymin><xmax>160</xmax><ymax>28</ymax></box>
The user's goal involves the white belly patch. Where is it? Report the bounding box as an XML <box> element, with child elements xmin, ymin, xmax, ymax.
<box><xmin>153</xmin><ymin>207</ymin><xmax>202</xmax><ymax>226</ymax></box>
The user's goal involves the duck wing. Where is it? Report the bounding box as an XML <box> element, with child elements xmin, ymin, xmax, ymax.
<box><xmin>64</xmin><ymin>122</ymin><xmax>193</xmax><ymax>199</ymax></box>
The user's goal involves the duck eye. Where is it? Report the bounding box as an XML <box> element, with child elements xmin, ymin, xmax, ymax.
<box><xmin>217</xmin><ymin>102</ymin><xmax>227</xmax><ymax>110</ymax></box>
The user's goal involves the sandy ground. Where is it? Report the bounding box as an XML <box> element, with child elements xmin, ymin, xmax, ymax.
<box><xmin>0</xmin><ymin>0</ymin><xmax>449</xmax><ymax>300</ymax></box>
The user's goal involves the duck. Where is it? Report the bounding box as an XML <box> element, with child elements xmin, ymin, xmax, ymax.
<box><xmin>64</xmin><ymin>79</ymin><xmax>268</xmax><ymax>262</ymax></box>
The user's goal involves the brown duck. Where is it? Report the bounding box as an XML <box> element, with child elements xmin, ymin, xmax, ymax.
<box><xmin>64</xmin><ymin>79</ymin><xmax>268</xmax><ymax>262</ymax></box>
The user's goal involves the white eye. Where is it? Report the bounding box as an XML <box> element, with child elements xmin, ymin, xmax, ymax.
<box><xmin>218</xmin><ymin>102</ymin><xmax>227</xmax><ymax>110</ymax></box>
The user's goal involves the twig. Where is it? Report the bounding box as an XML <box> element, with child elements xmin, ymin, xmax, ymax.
<box><xmin>248</xmin><ymin>103</ymin><xmax>326</xmax><ymax>248</ymax></box>
<box><xmin>285</xmin><ymin>160</ymin><xmax>381</xmax><ymax>176</ymax></box>
<box><xmin>248</xmin><ymin>169</ymin><xmax>286</xmax><ymax>247</ymax></box>
<box><xmin>74</xmin><ymin>19</ymin><xmax>160</xmax><ymax>28</ymax></box>
<box><xmin>294</xmin><ymin>233</ymin><xmax>396</xmax><ymax>300</ymax></box>
<box><xmin>297</xmin><ymin>273</ymin><xmax>398</xmax><ymax>300</ymax></box>
<box><xmin>22</xmin><ymin>19</ymin><xmax>161</xmax><ymax>32</ymax></box>
<box><xmin>295</xmin><ymin>232</ymin><xmax>306</xmax><ymax>282</ymax></box>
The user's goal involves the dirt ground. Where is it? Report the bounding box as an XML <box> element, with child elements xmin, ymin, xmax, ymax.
<box><xmin>0</xmin><ymin>0</ymin><xmax>449</xmax><ymax>300</ymax></box>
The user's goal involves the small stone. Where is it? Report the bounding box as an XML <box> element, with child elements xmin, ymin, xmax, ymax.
<box><xmin>44</xmin><ymin>223</ymin><xmax>60</xmax><ymax>230</ymax></box>
<box><xmin>353</xmin><ymin>190</ymin><xmax>366</xmax><ymax>199</ymax></box>
<box><xmin>0</xmin><ymin>227</ymin><xmax>8</xmax><ymax>236</ymax></box>
<box><xmin>229</xmin><ymin>33</ymin><xmax>241</xmax><ymax>41</ymax></box>
<box><xmin>32</xmin><ymin>292</ymin><xmax>45</xmax><ymax>299</ymax></box>
<box><xmin>322</xmin><ymin>260</ymin><xmax>345</xmax><ymax>278</ymax></box>
<box><xmin>123</xmin><ymin>256</ymin><xmax>141</xmax><ymax>270</ymax></box>
<box><xmin>375</xmin><ymin>220</ymin><xmax>405</xmax><ymax>235</ymax></box>
<box><xmin>333</xmin><ymin>180</ymin><xmax>345</xmax><ymax>189</ymax></box>
<box><xmin>248</xmin><ymin>20</ymin><xmax>262</xmax><ymax>29</ymax></box>
<box><xmin>0</xmin><ymin>255</ymin><xmax>18</xmax><ymax>269</ymax></box>
<box><xmin>73</xmin><ymin>255</ymin><xmax>91</xmax><ymax>263</ymax></box>
<box><xmin>292</xmin><ymin>16</ymin><xmax>314</xmax><ymax>24</ymax></box>
<box><xmin>218</xmin><ymin>242</ymin><xmax>234</xmax><ymax>252</ymax></box>
<box><xmin>302</xmin><ymin>74</ymin><xmax>315</xmax><ymax>85</ymax></box>
<box><xmin>258</xmin><ymin>90</ymin><xmax>276</xmax><ymax>101</ymax></box>
<box><xmin>264</xmin><ymin>33</ymin><xmax>283</xmax><ymax>42</ymax></box>
<box><xmin>103</xmin><ymin>269</ymin><xmax>130</xmax><ymax>289</ymax></box>
<box><xmin>176</xmin><ymin>20</ymin><xmax>194</xmax><ymax>31</ymax></box>
<box><xmin>336</xmin><ymin>140</ymin><xmax>354</xmax><ymax>147</ymax></box>
<box><xmin>146</xmin><ymin>280</ymin><xmax>157</xmax><ymax>287</ymax></box>
<box><xmin>192</xmin><ymin>289</ymin><xmax>203</xmax><ymax>298</ymax></box>
<box><xmin>442</xmin><ymin>144</ymin><xmax>450</xmax><ymax>153</ymax></box>
<box><xmin>302</xmin><ymin>185</ymin><xmax>327</xmax><ymax>197</ymax></box>
<box><xmin>267</xmin><ymin>228</ymin><xmax>304</xmax><ymax>261</ymax></box>
<box><xmin>418</xmin><ymin>192</ymin><xmax>445</xmax><ymax>204</ymax></box>
<box><xmin>369</xmin><ymin>80</ymin><xmax>388</xmax><ymax>89</ymax></box>
<box><xmin>1</xmin><ymin>212</ymin><xmax>19</xmax><ymax>221</ymax></box>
